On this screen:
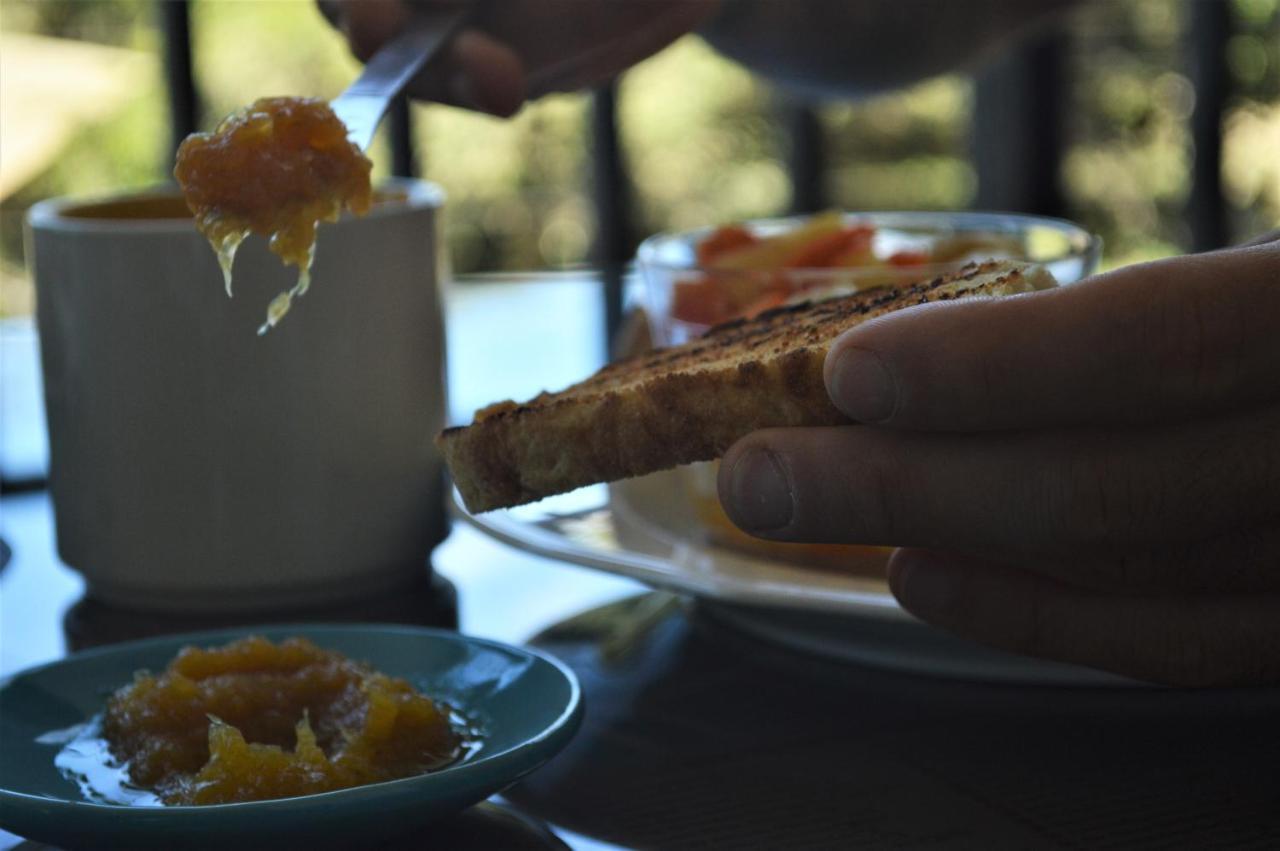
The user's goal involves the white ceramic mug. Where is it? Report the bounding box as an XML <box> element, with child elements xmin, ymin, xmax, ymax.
<box><xmin>27</xmin><ymin>179</ymin><xmax>449</xmax><ymax>613</ymax></box>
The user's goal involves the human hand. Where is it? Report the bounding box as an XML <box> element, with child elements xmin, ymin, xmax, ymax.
<box><xmin>320</xmin><ymin>0</ymin><xmax>720</xmax><ymax>116</ymax></box>
<box><xmin>718</xmin><ymin>236</ymin><xmax>1280</xmax><ymax>686</ymax></box>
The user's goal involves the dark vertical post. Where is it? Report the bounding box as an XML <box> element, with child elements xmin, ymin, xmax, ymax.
<box><xmin>784</xmin><ymin>101</ymin><xmax>826</xmax><ymax>214</ymax></box>
<box><xmin>974</xmin><ymin>32</ymin><xmax>1067</xmax><ymax>215</ymax></box>
<box><xmin>159</xmin><ymin>0</ymin><xmax>199</xmax><ymax>162</ymax></box>
<box><xmin>388</xmin><ymin>94</ymin><xmax>418</xmax><ymax>177</ymax></box>
<box><xmin>591</xmin><ymin>84</ymin><xmax>632</xmax><ymax>350</ymax></box>
<box><xmin>1187</xmin><ymin>0</ymin><xmax>1230</xmax><ymax>251</ymax></box>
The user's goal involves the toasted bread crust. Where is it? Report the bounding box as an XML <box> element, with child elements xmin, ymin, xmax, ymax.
<box><xmin>440</xmin><ymin>261</ymin><xmax>1053</xmax><ymax>512</ymax></box>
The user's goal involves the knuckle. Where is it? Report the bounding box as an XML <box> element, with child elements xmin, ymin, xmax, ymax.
<box><xmin>849</xmin><ymin>447</ymin><xmax>903</xmax><ymax>544</ymax></box>
<box><xmin>830</xmin><ymin>430</ymin><xmax>927</xmax><ymax>546</ymax></box>
<box><xmin>1044</xmin><ymin>439</ymin><xmax>1128</xmax><ymax>547</ymax></box>
<box><xmin>1043</xmin><ymin>436</ymin><xmax>1170</xmax><ymax>550</ymax></box>
<box><xmin>1147</xmin><ymin>282</ymin><xmax>1243</xmax><ymax>406</ymax></box>
<box><xmin>788</xmin><ymin>431</ymin><xmax>905</xmax><ymax>545</ymax></box>
<box><xmin>974</xmin><ymin>351</ymin><xmax>1009</xmax><ymax>429</ymax></box>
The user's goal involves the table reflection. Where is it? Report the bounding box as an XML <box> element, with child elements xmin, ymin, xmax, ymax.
<box><xmin>509</xmin><ymin>593</ymin><xmax>1280</xmax><ymax>848</ymax></box>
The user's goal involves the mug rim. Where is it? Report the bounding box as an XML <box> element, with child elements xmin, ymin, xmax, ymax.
<box><xmin>26</xmin><ymin>177</ymin><xmax>444</xmax><ymax>234</ymax></box>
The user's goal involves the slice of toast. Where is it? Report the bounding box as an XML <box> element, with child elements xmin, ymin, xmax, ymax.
<box><xmin>439</xmin><ymin>260</ymin><xmax>1055</xmax><ymax>512</ymax></box>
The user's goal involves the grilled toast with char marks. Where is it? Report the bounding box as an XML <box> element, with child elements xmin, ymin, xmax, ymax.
<box><xmin>439</xmin><ymin>260</ymin><xmax>1055</xmax><ymax>512</ymax></box>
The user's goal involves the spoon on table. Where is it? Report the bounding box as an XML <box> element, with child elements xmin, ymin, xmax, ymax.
<box><xmin>331</xmin><ymin>3</ymin><xmax>475</xmax><ymax>150</ymax></box>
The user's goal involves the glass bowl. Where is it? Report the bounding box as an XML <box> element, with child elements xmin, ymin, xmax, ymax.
<box><xmin>637</xmin><ymin>210</ymin><xmax>1102</xmax><ymax>345</ymax></box>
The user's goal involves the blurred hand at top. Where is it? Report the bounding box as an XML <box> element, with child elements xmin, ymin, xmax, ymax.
<box><xmin>320</xmin><ymin>0</ymin><xmax>721</xmax><ymax>116</ymax></box>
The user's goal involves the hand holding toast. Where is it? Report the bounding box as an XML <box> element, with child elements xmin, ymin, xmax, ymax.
<box><xmin>719</xmin><ymin>236</ymin><xmax>1280</xmax><ymax>686</ymax></box>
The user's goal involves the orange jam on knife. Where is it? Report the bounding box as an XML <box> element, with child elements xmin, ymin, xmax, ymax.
<box><xmin>174</xmin><ymin>97</ymin><xmax>373</xmax><ymax>332</ymax></box>
<box><xmin>101</xmin><ymin>636</ymin><xmax>462</xmax><ymax>805</ymax></box>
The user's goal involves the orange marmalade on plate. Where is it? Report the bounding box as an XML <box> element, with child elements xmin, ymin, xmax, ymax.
<box><xmin>100</xmin><ymin>636</ymin><xmax>462</xmax><ymax>805</ymax></box>
<box><xmin>174</xmin><ymin>97</ymin><xmax>373</xmax><ymax>333</ymax></box>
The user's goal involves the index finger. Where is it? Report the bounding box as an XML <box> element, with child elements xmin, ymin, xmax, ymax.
<box><xmin>823</xmin><ymin>241</ymin><xmax>1280</xmax><ymax>431</ymax></box>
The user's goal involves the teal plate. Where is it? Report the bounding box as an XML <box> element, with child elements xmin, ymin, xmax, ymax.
<box><xmin>0</xmin><ymin>624</ymin><xmax>582</xmax><ymax>849</ymax></box>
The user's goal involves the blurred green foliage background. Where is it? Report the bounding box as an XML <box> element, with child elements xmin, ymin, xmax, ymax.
<box><xmin>1</xmin><ymin>0</ymin><xmax>1277</xmax><ymax>317</ymax></box>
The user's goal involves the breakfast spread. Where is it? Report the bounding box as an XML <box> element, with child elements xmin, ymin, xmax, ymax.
<box><xmin>439</xmin><ymin>259</ymin><xmax>1055</xmax><ymax>513</ymax></box>
<box><xmin>174</xmin><ymin>97</ymin><xmax>373</xmax><ymax>333</ymax></box>
<box><xmin>93</xmin><ymin>636</ymin><xmax>465</xmax><ymax>805</ymax></box>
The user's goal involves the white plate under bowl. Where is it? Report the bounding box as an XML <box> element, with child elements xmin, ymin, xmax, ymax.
<box><xmin>454</xmin><ymin>471</ymin><xmax>1137</xmax><ymax>687</ymax></box>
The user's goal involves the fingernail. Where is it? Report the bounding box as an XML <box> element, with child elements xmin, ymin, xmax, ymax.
<box><xmin>829</xmin><ymin>346</ymin><xmax>896</xmax><ymax>423</ymax></box>
<box><xmin>888</xmin><ymin>552</ymin><xmax>955</xmax><ymax>618</ymax></box>
<box><xmin>725</xmin><ymin>449</ymin><xmax>794</xmax><ymax>533</ymax></box>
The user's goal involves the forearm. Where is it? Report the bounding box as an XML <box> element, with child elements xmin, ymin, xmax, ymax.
<box><xmin>700</xmin><ymin>0</ymin><xmax>1081</xmax><ymax>97</ymax></box>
